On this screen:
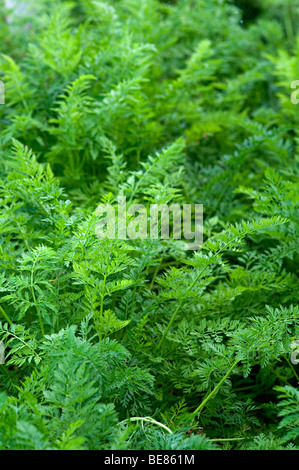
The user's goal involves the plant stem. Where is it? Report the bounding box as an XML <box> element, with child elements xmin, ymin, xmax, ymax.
<box><xmin>149</xmin><ymin>263</ymin><xmax>160</xmax><ymax>291</ymax></box>
<box><xmin>192</xmin><ymin>359</ymin><xmax>239</xmax><ymax>416</ymax></box>
<box><xmin>0</xmin><ymin>306</ymin><xmax>12</xmax><ymax>325</ymax></box>
<box><xmin>210</xmin><ymin>437</ymin><xmax>245</xmax><ymax>442</ymax></box>
<box><xmin>158</xmin><ymin>234</ymin><xmax>243</xmax><ymax>348</ymax></box>
<box><xmin>120</xmin><ymin>417</ymin><xmax>173</xmax><ymax>434</ymax></box>
<box><xmin>157</xmin><ymin>260</ymin><xmax>213</xmax><ymax>348</ymax></box>
<box><xmin>285</xmin><ymin>355</ymin><xmax>299</xmax><ymax>383</ymax></box>
<box><xmin>31</xmin><ymin>268</ymin><xmax>45</xmax><ymax>338</ymax></box>
<box><xmin>284</xmin><ymin>1</ymin><xmax>294</xmax><ymax>42</ymax></box>
<box><xmin>98</xmin><ymin>251</ymin><xmax>110</xmax><ymax>340</ymax></box>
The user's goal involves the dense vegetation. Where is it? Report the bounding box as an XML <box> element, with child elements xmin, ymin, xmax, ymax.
<box><xmin>0</xmin><ymin>0</ymin><xmax>299</xmax><ymax>450</ymax></box>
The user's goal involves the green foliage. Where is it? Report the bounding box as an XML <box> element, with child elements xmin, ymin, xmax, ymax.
<box><xmin>0</xmin><ymin>0</ymin><xmax>299</xmax><ymax>450</ymax></box>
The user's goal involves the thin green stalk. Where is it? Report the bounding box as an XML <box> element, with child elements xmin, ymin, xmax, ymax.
<box><xmin>285</xmin><ymin>355</ymin><xmax>299</xmax><ymax>383</ymax></box>
<box><xmin>192</xmin><ymin>359</ymin><xmax>239</xmax><ymax>416</ymax></box>
<box><xmin>98</xmin><ymin>251</ymin><xmax>110</xmax><ymax>340</ymax></box>
<box><xmin>99</xmin><ymin>272</ymin><xmax>107</xmax><ymax>318</ymax></box>
<box><xmin>120</xmin><ymin>417</ymin><xmax>173</xmax><ymax>434</ymax></box>
<box><xmin>158</xmin><ymin>234</ymin><xmax>242</xmax><ymax>348</ymax></box>
<box><xmin>31</xmin><ymin>268</ymin><xmax>45</xmax><ymax>338</ymax></box>
<box><xmin>210</xmin><ymin>437</ymin><xmax>245</xmax><ymax>442</ymax></box>
<box><xmin>129</xmin><ymin>285</ymin><xmax>137</xmax><ymax>318</ymax></box>
<box><xmin>284</xmin><ymin>1</ymin><xmax>294</xmax><ymax>42</ymax></box>
<box><xmin>157</xmin><ymin>298</ymin><xmax>185</xmax><ymax>349</ymax></box>
<box><xmin>1</xmin><ymin>330</ymin><xmax>41</xmax><ymax>364</ymax></box>
<box><xmin>157</xmin><ymin>260</ymin><xmax>212</xmax><ymax>348</ymax></box>
<box><xmin>0</xmin><ymin>306</ymin><xmax>12</xmax><ymax>325</ymax></box>
<box><xmin>149</xmin><ymin>263</ymin><xmax>161</xmax><ymax>291</ymax></box>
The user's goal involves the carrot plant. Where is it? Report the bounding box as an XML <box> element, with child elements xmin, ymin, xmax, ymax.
<box><xmin>0</xmin><ymin>0</ymin><xmax>299</xmax><ymax>450</ymax></box>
